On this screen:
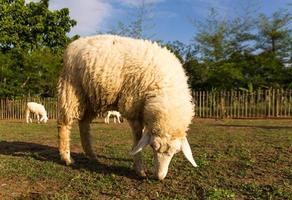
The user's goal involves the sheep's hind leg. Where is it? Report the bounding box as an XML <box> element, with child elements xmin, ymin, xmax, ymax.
<box><xmin>57</xmin><ymin>91</ymin><xmax>77</xmax><ymax>165</ymax></box>
<box><xmin>79</xmin><ymin>114</ymin><xmax>97</xmax><ymax>161</ymax></box>
<box><xmin>58</xmin><ymin>122</ymin><xmax>74</xmax><ymax>165</ymax></box>
<box><xmin>128</xmin><ymin>120</ymin><xmax>146</xmax><ymax>177</ymax></box>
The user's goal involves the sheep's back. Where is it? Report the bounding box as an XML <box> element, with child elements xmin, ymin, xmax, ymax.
<box><xmin>27</xmin><ymin>102</ymin><xmax>46</xmax><ymax>115</ymax></box>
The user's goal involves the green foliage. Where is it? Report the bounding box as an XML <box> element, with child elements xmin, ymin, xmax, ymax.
<box><xmin>0</xmin><ymin>48</ymin><xmax>62</xmax><ymax>97</ymax></box>
<box><xmin>256</xmin><ymin>10</ymin><xmax>291</xmax><ymax>58</ymax></box>
<box><xmin>0</xmin><ymin>0</ymin><xmax>76</xmax><ymax>52</ymax></box>
<box><xmin>208</xmin><ymin>62</ymin><xmax>244</xmax><ymax>89</ymax></box>
<box><xmin>0</xmin><ymin>0</ymin><xmax>76</xmax><ymax>97</ymax></box>
<box><xmin>207</xmin><ymin>188</ymin><xmax>236</xmax><ymax>200</ymax></box>
<box><xmin>167</xmin><ymin>7</ymin><xmax>291</xmax><ymax>90</ymax></box>
<box><xmin>183</xmin><ymin>59</ymin><xmax>209</xmax><ymax>89</ymax></box>
<box><xmin>239</xmin><ymin>82</ymin><xmax>254</xmax><ymax>93</ymax></box>
<box><xmin>0</xmin><ymin>1</ymin><xmax>291</xmax><ymax>97</ymax></box>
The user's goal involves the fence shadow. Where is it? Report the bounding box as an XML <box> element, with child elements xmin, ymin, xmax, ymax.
<box><xmin>0</xmin><ymin>141</ymin><xmax>141</xmax><ymax>180</ymax></box>
<box><xmin>213</xmin><ymin>124</ymin><xmax>292</xmax><ymax>129</ymax></box>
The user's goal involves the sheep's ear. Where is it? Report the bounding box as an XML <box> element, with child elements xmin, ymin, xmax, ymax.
<box><xmin>181</xmin><ymin>137</ymin><xmax>198</xmax><ymax>167</ymax></box>
<box><xmin>130</xmin><ymin>134</ymin><xmax>150</xmax><ymax>155</ymax></box>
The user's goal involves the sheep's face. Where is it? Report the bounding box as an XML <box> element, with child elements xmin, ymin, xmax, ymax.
<box><xmin>130</xmin><ymin>134</ymin><xmax>197</xmax><ymax>180</ymax></box>
<box><xmin>41</xmin><ymin>116</ymin><xmax>48</xmax><ymax>123</ymax></box>
<box><xmin>151</xmin><ymin>136</ymin><xmax>182</xmax><ymax>180</ymax></box>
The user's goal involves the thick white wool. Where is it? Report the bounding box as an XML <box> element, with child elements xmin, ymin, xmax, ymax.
<box><xmin>58</xmin><ymin>35</ymin><xmax>194</xmax><ymax>138</ymax></box>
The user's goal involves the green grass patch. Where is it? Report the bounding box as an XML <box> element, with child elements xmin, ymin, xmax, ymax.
<box><xmin>0</xmin><ymin>118</ymin><xmax>291</xmax><ymax>199</ymax></box>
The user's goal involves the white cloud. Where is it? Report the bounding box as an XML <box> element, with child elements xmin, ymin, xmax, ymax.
<box><xmin>49</xmin><ymin>0</ymin><xmax>113</xmax><ymax>36</ymax></box>
<box><xmin>24</xmin><ymin>0</ymin><xmax>166</xmax><ymax>36</ymax></box>
<box><xmin>115</xmin><ymin>0</ymin><xmax>165</xmax><ymax>7</ymax></box>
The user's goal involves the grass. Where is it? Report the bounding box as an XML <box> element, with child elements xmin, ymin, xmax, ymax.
<box><xmin>0</xmin><ymin>118</ymin><xmax>291</xmax><ymax>199</ymax></box>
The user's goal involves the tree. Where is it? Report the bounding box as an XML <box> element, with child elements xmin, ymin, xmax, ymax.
<box><xmin>193</xmin><ymin>8</ymin><xmax>255</xmax><ymax>62</ymax></box>
<box><xmin>0</xmin><ymin>0</ymin><xmax>77</xmax><ymax>97</ymax></box>
<box><xmin>256</xmin><ymin>10</ymin><xmax>291</xmax><ymax>55</ymax></box>
<box><xmin>183</xmin><ymin>59</ymin><xmax>210</xmax><ymax>89</ymax></box>
<box><xmin>165</xmin><ymin>40</ymin><xmax>198</xmax><ymax>63</ymax></box>
<box><xmin>0</xmin><ymin>0</ymin><xmax>77</xmax><ymax>52</ymax></box>
<box><xmin>108</xmin><ymin>0</ymin><xmax>155</xmax><ymax>39</ymax></box>
<box><xmin>189</xmin><ymin>7</ymin><xmax>291</xmax><ymax>90</ymax></box>
<box><xmin>193</xmin><ymin>9</ymin><xmax>229</xmax><ymax>62</ymax></box>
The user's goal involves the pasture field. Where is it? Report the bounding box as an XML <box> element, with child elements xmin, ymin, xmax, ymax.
<box><xmin>0</xmin><ymin>119</ymin><xmax>291</xmax><ymax>200</ymax></box>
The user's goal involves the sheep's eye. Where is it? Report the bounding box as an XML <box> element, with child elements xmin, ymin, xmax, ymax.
<box><xmin>151</xmin><ymin>140</ymin><xmax>160</xmax><ymax>151</ymax></box>
<box><xmin>158</xmin><ymin>144</ymin><xmax>170</xmax><ymax>153</ymax></box>
<box><xmin>153</xmin><ymin>143</ymin><xmax>160</xmax><ymax>151</ymax></box>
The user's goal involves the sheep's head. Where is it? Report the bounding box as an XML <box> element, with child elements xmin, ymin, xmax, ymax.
<box><xmin>40</xmin><ymin>115</ymin><xmax>48</xmax><ymax>123</ymax></box>
<box><xmin>130</xmin><ymin>134</ymin><xmax>197</xmax><ymax>180</ymax></box>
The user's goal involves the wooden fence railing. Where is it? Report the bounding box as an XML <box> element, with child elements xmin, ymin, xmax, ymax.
<box><xmin>1</xmin><ymin>89</ymin><xmax>292</xmax><ymax>120</ymax></box>
<box><xmin>193</xmin><ymin>89</ymin><xmax>292</xmax><ymax>118</ymax></box>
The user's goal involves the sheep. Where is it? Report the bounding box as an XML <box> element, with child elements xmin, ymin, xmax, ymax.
<box><xmin>104</xmin><ymin>110</ymin><xmax>122</xmax><ymax>124</ymax></box>
<box><xmin>57</xmin><ymin>34</ymin><xmax>197</xmax><ymax>180</ymax></box>
<box><xmin>25</xmin><ymin>102</ymin><xmax>48</xmax><ymax>123</ymax></box>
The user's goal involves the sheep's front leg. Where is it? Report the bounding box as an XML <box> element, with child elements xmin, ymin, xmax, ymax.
<box><xmin>36</xmin><ymin>114</ymin><xmax>40</xmax><ymax>123</ymax></box>
<box><xmin>25</xmin><ymin>110</ymin><xmax>30</xmax><ymax>123</ymax></box>
<box><xmin>117</xmin><ymin>116</ymin><xmax>121</xmax><ymax>123</ymax></box>
<box><xmin>128</xmin><ymin>120</ymin><xmax>146</xmax><ymax>177</ymax></box>
<box><xmin>79</xmin><ymin>115</ymin><xmax>97</xmax><ymax>160</ymax></box>
<box><xmin>105</xmin><ymin>113</ymin><xmax>110</xmax><ymax>124</ymax></box>
<box><xmin>58</xmin><ymin>123</ymin><xmax>74</xmax><ymax>165</ymax></box>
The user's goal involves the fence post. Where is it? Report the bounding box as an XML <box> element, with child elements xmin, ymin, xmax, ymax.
<box><xmin>276</xmin><ymin>89</ymin><xmax>280</xmax><ymax>117</ymax></box>
<box><xmin>220</xmin><ymin>91</ymin><xmax>225</xmax><ymax>119</ymax></box>
<box><xmin>288</xmin><ymin>90</ymin><xmax>292</xmax><ymax>117</ymax></box>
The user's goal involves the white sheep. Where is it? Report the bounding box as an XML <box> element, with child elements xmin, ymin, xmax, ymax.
<box><xmin>104</xmin><ymin>110</ymin><xmax>122</xmax><ymax>124</ymax></box>
<box><xmin>57</xmin><ymin>35</ymin><xmax>197</xmax><ymax>180</ymax></box>
<box><xmin>25</xmin><ymin>102</ymin><xmax>48</xmax><ymax>123</ymax></box>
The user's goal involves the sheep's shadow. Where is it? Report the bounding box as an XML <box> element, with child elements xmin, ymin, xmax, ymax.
<box><xmin>0</xmin><ymin>140</ymin><xmax>140</xmax><ymax>180</ymax></box>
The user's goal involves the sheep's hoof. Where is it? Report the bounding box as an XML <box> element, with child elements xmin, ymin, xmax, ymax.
<box><xmin>136</xmin><ymin>169</ymin><xmax>147</xmax><ymax>178</ymax></box>
<box><xmin>63</xmin><ymin>158</ymin><xmax>74</xmax><ymax>165</ymax></box>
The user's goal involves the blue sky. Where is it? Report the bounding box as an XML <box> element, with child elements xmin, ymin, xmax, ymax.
<box><xmin>42</xmin><ymin>0</ymin><xmax>292</xmax><ymax>44</ymax></box>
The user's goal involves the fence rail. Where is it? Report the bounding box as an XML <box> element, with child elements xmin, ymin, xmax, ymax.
<box><xmin>1</xmin><ymin>89</ymin><xmax>292</xmax><ymax>120</ymax></box>
<box><xmin>193</xmin><ymin>89</ymin><xmax>292</xmax><ymax>118</ymax></box>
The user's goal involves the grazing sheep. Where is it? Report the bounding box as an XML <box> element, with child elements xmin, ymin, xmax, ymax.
<box><xmin>25</xmin><ymin>102</ymin><xmax>48</xmax><ymax>123</ymax></box>
<box><xmin>57</xmin><ymin>35</ymin><xmax>197</xmax><ymax>180</ymax></box>
<box><xmin>104</xmin><ymin>110</ymin><xmax>122</xmax><ymax>124</ymax></box>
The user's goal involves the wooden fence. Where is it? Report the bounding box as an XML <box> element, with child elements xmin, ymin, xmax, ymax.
<box><xmin>1</xmin><ymin>89</ymin><xmax>292</xmax><ymax>120</ymax></box>
<box><xmin>0</xmin><ymin>97</ymin><xmax>58</xmax><ymax>120</ymax></box>
<box><xmin>193</xmin><ymin>89</ymin><xmax>292</xmax><ymax>118</ymax></box>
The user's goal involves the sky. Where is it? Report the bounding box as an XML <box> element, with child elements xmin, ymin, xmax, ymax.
<box><xmin>29</xmin><ymin>0</ymin><xmax>292</xmax><ymax>44</ymax></box>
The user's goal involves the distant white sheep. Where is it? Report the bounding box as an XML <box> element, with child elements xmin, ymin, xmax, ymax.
<box><xmin>25</xmin><ymin>102</ymin><xmax>48</xmax><ymax>123</ymax></box>
<box><xmin>57</xmin><ymin>35</ymin><xmax>197</xmax><ymax>180</ymax></box>
<box><xmin>104</xmin><ymin>110</ymin><xmax>122</xmax><ymax>124</ymax></box>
